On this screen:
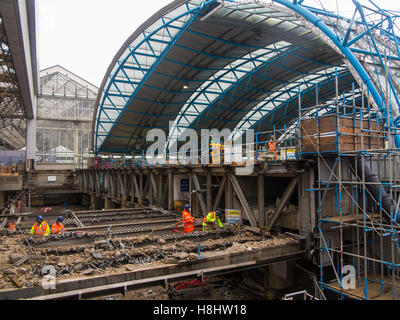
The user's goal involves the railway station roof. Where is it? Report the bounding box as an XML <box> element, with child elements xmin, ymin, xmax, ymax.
<box><xmin>93</xmin><ymin>0</ymin><xmax>400</xmax><ymax>154</ymax></box>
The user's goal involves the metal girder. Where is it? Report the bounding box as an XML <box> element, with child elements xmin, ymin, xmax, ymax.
<box><xmin>229</xmin><ymin>174</ymin><xmax>257</xmax><ymax>227</ymax></box>
<box><xmin>168</xmin><ymin>42</ymin><xmax>294</xmax><ymax>144</ymax></box>
<box><xmin>232</xmin><ymin>67</ymin><xmax>349</xmax><ymax>134</ymax></box>
<box><xmin>94</xmin><ymin>1</ymin><xmax>214</xmax><ymax>153</ymax></box>
<box><xmin>206</xmin><ymin>170</ymin><xmax>212</xmax><ymax>212</ymax></box>
<box><xmin>268</xmin><ymin>176</ymin><xmax>299</xmax><ymax>230</ymax></box>
<box><xmin>131</xmin><ymin>173</ymin><xmax>139</xmax><ymax>203</ymax></box>
<box><xmin>93</xmin><ymin>0</ymin><xmax>400</xmax><ymax>155</ymax></box>
<box><xmin>160</xmin><ymin>177</ymin><xmax>168</xmax><ymax>208</ymax></box>
<box><xmin>168</xmin><ymin>172</ymin><xmax>174</xmax><ymax>210</ymax></box>
<box><xmin>191</xmin><ymin>172</ymin><xmax>207</xmax><ymax>216</ymax></box>
<box><xmin>150</xmin><ymin>172</ymin><xmax>158</xmax><ymax>204</ymax></box>
<box><xmin>274</xmin><ymin>0</ymin><xmax>400</xmax><ymax>146</ymax></box>
<box><xmin>117</xmin><ymin>173</ymin><xmax>125</xmax><ymax>198</ymax></box>
<box><xmin>143</xmin><ymin>174</ymin><xmax>150</xmax><ymax>204</ymax></box>
<box><xmin>212</xmin><ymin>175</ymin><xmax>226</xmax><ymax>212</ymax></box>
<box><xmin>258</xmin><ymin>174</ymin><xmax>265</xmax><ymax>227</ymax></box>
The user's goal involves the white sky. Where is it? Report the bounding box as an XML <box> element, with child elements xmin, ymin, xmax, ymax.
<box><xmin>37</xmin><ymin>0</ymin><xmax>399</xmax><ymax>88</ymax></box>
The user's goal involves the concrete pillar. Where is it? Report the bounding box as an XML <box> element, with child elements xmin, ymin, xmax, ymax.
<box><xmin>268</xmin><ymin>262</ymin><xmax>293</xmax><ymax>290</ymax></box>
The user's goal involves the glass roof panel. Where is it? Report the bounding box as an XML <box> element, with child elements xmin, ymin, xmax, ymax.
<box><xmin>231</xmin><ymin>65</ymin><xmax>348</xmax><ymax>136</ymax></box>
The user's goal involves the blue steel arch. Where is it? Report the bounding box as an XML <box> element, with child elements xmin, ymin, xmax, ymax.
<box><xmin>232</xmin><ymin>65</ymin><xmax>350</xmax><ymax>135</ymax></box>
<box><xmin>273</xmin><ymin>0</ymin><xmax>400</xmax><ymax>147</ymax></box>
<box><xmin>237</xmin><ymin>69</ymin><xmax>357</xmax><ymax>138</ymax></box>
<box><xmin>93</xmin><ymin>0</ymin><xmax>400</xmax><ymax>154</ymax></box>
<box><xmin>94</xmin><ymin>0</ymin><xmax>217</xmax><ymax>154</ymax></box>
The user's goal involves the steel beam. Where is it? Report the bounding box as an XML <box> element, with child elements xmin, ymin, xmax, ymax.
<box><xmin>168</xmin><ymin>172</ymin><xmax>174</xmax><ymax>210</ymax></box>
<box><xmin>268</xmin><ymin>177</ymin><xmax>299</xmax><ymax>230</ymax></box>
<box><xmin>258</xmin><ymin>174</ymin><xmax>265</xmax><ymax>227</ymax></box>
<box><xmin>191</xmin><ymin>173</ymin><xmax>207</xmax><ymax>216</ymax></box>
<box><xmin>150</xmin><ymin>172</ymin><xmax>158</xmax><ymax>205</ymax></box>
<box><xmin>206</xmin><ymin>170</ymin><xmax>212</xmax><ymax>213</ymax></box>
<box><xmin>212</xmin><ymin>175</ymin><xmax>226</xmax><ymax>212</ymax></box>
<box><xmin>139</xmin><ymin>173</ymin><xmax>144</xmax><ymax>205</ymax></box>
<box><xmin>225</xmin><ymin>173</ymin><xmax>233</xmax><ymax>209</ymax></box>
<box><xmin>143</xmin><ymin>174</ymin><xmax>150</xmax><ymax>205</ymax></box>
<box><xmin>131</xmin><ymin>173</ymin><xmax>136</xmax><ymax>203</ymax></box>
<box><xmin>229</xmin><ymin>174</ymin><xmax>257</xmax><ymax>227</ymax></box>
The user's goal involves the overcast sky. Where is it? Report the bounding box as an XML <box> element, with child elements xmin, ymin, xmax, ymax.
<box><xmin>37</xmin><ymin>0</ymin><xmax>398</xmax><ymax>88</ymax></box>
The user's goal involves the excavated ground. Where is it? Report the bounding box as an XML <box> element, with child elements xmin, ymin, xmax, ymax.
<box><xmin>0</xmin><ymin>226</ymin><xmax>295</xmax><ymax>292</ymax></box>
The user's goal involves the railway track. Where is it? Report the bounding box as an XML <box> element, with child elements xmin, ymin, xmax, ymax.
<box><xmin>66</xmin><ymin>218</ymin><xmax>177</xmax><ymax>233</ymax></box>
<box><xmin>35</xmin><ymin>225</ymin><xmax>233</xmax><ymax>248</ymax></box>
<box><xmin>16</xmin><ymin>208</ymin><xmax>177</xmax><ymax>229</ymax></box>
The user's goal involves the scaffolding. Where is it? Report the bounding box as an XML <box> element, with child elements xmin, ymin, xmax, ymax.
<box><xmin>298</xmin><ymin>72</ymin><xmax>400</xmax><ymax>299</ymax></box>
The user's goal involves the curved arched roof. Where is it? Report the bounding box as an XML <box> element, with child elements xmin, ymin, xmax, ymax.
<box><xmin>93</xmin><ymin>0</ymin><xmax>400</xmax><ymax>154</ymax></box>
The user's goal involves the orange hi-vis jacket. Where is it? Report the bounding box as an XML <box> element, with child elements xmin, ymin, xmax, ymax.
<box><xmin>51</xmin><ymin>222</ymin><xmax>65</xmax><ymax>235</ymax></box>
<box><xmin>182</xmin><ymin>209</ymin><xmax>194</xmax><ymax>233</ymax></box>
<box><xmin>268</xmin><ymin>141</ymin><xmax>277</xmax><ymax>152</ymax></box>
<box><xmin>30</xmin><ymin>221</ymin><xmax>50</xmax><ymax>236</ymax></box>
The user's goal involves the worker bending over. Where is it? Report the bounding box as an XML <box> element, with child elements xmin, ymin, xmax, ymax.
<box><xmin>51</xmin><ymin>216</ymin><xmax>65</xmax><ymax>235</ymax></box>
<box><xmin>202</xmin><ymin>211</ymin><xmax>224</xmax><ymax>232</ymax></box>
<box><xmin>182</xmin><ymin>204</ymin><xmax>194</xmax><ymax>233</ymax></box>
<box><xmin>30</xmin><ymin>216</ymin><xmax>50</xmax><ymax>237</ymax></box>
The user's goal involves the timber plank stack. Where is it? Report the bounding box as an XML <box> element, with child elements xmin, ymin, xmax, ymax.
<box><xmin>301</xmin><ymin>115</ymin><xmax>385</xmax><ymax>154</ymax></box>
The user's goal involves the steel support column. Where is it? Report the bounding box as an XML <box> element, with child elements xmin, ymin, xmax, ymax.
<box><xmin>268</xmin><ymin>177</ymin><xmax>299</xmax><ymax>230</ymax></box>
<box><xmin>191</xmin><ymin>172</ymin><xmax>207</xmax><ymax>216</ymax></box>
<box><xmin>258</xmin><ymin>173</ymin><xmax>265</xmax><ymax>227</ymax></box>
<box><xmin>206</xmin><ymin>170</ymin><xmax>212</xmax><ymax>213</ymax></box>
<box><xmin>229</xmin><ymin>174</ymin><xmax>257</xmax><ymax>227</ymax></box>
<box><xmin>213</xmin><ymin>175</ymin><xmax>226</xmax><ymax>212</ymax></box>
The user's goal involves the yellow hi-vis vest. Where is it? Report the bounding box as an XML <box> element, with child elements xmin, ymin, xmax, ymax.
<box><xmin>30</xmin><ymin>221</ymin><xmax>50</xmax><ymax>236</ymax></box>
<box><xmin>202</xmin><ymin>212</ymin><xmax>223</xmax><ymax>231</ymax></box>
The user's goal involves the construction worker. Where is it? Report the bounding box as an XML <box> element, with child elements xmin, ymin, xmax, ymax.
<box><xmin>8</xmin><ymin>221</ymin><xmax>16</xmax><ymax>230</ymax></box>
<box><xmin>202</xmin><ymin>211</ymin><xmax>224</xmax><ymax>232</ymax></box>
<box><xmin>30</xmin><ymin>216</ymin><xmax>50</xmax><ymax>237</ymax></box>
<box><xmin>51</xmin><ymin>216</ymin><xmax>65</xmax><ymax>235</ymax></box>
<box><xmin>267</xmin><ymin>137</ymin><xmax>278</xmax><ymax>161</ymax></box>
<box><xmin>182</xmin><ymin>204</ymin><xmax>194</xmax><ymax>233</ymax></box>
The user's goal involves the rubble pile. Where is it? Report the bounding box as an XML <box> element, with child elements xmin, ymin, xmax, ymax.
<box><xmin>0</xmin><ymin>223</ymin><xmax>297</xmax><ymax>291</ymax></box>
